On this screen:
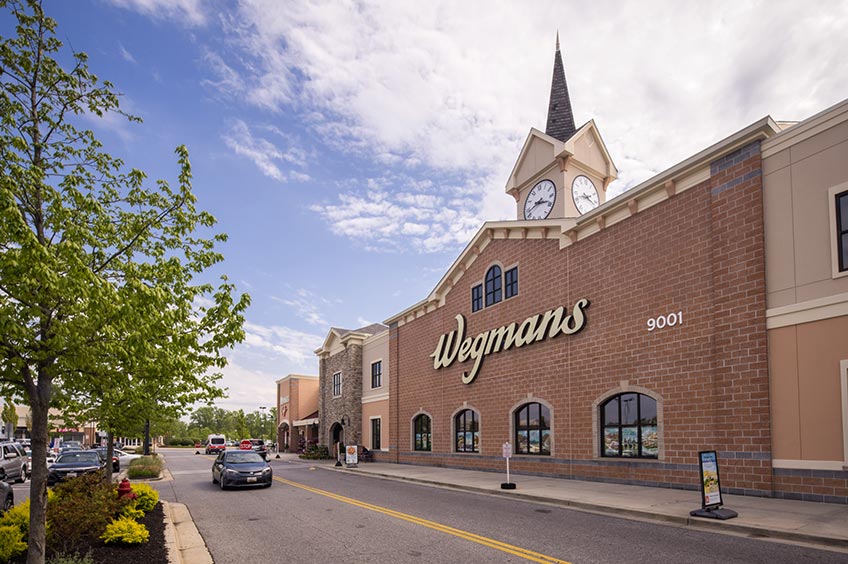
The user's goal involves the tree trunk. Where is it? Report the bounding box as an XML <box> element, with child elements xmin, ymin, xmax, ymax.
<box><xmin>27</xmin><ymin>395</ymin><xmax>50</xmax><ymax>564</ymax></box>
<box><xmin>143</xmin><ymin>419</ymin><xmax>150</xmax><ymax>456</ymax></box>
<box><xmin>104</xmin><ymin>431</ymin><xmax>114</xmax><ymax>483</ymax></box>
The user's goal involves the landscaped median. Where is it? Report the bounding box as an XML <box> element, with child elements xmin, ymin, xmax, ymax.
<box><xmin>127</xmin><ymin>455</ymin><xmax>165</xmax><ymax>480</ymax></box>
<box><xmin>0</xmin><ymin>474</ymin><xmax>168</xmax><ymax>564</ymax></box>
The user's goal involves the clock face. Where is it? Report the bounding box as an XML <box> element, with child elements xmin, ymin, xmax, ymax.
<box><xmin>572</xmin><ymin>175</ymin><xmax>599</xmax><ymax>214</ymax></box>
<box><xmin>524</xmin><ymin>179</ymin><xmax>556</xmax><ymax>220</ymax></box>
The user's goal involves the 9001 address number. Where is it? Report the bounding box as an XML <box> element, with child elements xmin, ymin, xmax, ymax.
<box><xmin>647</xmin><ymin>311</ymin><xmax>683</xmax><ymax>332</ymax></box>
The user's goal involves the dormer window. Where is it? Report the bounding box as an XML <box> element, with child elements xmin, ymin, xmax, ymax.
<box><xmin>485</xmin><ymin>265</ymin><xmax>502</xmax><ymax>307</ymax></box>
<box><xmin>472</xmin><ymin>265</ymin><xmax>519</xmax><ymax>311</ymax></box>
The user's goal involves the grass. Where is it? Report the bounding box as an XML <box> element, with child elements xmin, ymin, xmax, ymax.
<box><xmin>126</xmin><ymin>456</ymin><xmax>163</xmax><ymax>479</ymax></box>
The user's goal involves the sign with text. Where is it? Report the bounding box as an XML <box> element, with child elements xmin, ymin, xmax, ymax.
<box><xmin>502</xmin><ymin>442</ymin><xmax>512</xmax><ymax>459</ymax></box>
<box><xmin>698</xmin><ymin>451</ymin><xmax>724</xmax><ymax>508</ymax></box>
<box><xmin>346</xmin><ymin>445</ymin><xmax>358</xmax><ymax>465</ymax></box>
<box><xmin>431</xmin><ymin>298</ymin><xmax>590</xmax><ymax>384</ymax></box>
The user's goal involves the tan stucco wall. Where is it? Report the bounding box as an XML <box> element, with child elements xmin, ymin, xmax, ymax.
<box><xmin>769</xmin><ymin>315</ymin><xmax>848</xmax><ymax>462</ymax></box>
<box><xmin>763</xmin><ymin>111</ymin><xmax>848</xmax><ymax>308</ymax></box>
<box><xmin>514</xmin><ymin>136</ymin><xmax>556</xmax><ymax>189</ymax></box>
<box><xmin>361</xmin><ymin>399</ymin><xmax>388</xmax><ymax>451</ymax></box>
<box><xmin>362</xmin><ymin>331</ymin><xmax>389</xmax><ymax>400</ymax></box>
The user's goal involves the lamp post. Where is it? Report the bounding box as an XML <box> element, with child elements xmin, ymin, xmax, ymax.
<box><xmin>258</xmin><ymin>406</ymin><xmax>267</xmax><ymax>440</ymax></box>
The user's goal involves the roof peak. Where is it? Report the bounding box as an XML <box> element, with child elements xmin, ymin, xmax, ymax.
<box><xmin>545</xmin><ymin>34</ymin><xmax>576</xmax><ymax>142</ymax></box>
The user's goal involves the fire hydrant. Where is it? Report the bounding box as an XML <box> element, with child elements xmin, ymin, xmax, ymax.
<box><xmin>117</xmin><ymin>478</ymin><xmax>136</xmax><ymax>499</ymax></box>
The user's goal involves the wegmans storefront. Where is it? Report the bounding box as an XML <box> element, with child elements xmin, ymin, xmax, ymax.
<box><xmin>381</xmin><ymin>43</ymin><xmax>848</xmax><ymax>503</ymax></box>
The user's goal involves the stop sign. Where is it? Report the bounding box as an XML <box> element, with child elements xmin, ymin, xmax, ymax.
<box><xmin>239</xmin><ymin>440</ymin><xmax>252</xmax><ymax>450</ymax></box>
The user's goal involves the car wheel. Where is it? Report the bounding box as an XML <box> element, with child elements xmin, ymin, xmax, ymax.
<box><xmin>219</xmin><ymin>476</ymin><xmax>226</xmax><ymax>490</ymax></box>
<box><xmin>2</xmin><ymin>494</ymin><xmax>12</xmax><ymax>513</ymax></box>
<box><xmin>212</xmin><ymin>472</ymin><xmax>218</xmax><ymax>484</ymax></box>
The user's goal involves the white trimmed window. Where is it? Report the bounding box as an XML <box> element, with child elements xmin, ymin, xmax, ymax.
<box><xmin>332</xmin><ymin>372</ymin><xmax>342</xmax><ymax>397</ymax></box>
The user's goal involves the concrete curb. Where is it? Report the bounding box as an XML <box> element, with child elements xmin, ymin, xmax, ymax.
<box><xmin>162</xmin><ymin>500</ymin><xmax>214</xmax><ymax>564</ymax></box>
<box><xmin>322</xmin><ymin>464</ymin><xmax>848</xmax><ymax>552</ymax></box>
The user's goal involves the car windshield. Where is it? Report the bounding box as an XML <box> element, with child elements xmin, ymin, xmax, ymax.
<box><xmin>226</xmin><ymin>452</ymin><xmax>264</xmax><ymax>464</ymax></box>
<box><xmin>57</xmin><ymin>452</ymin><xmax>100</xmax><ymax>464</ymax></box>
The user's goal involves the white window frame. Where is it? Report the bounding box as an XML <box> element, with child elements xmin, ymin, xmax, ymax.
<box><xmin>828</xmin><ymin>182</ymin><xmax>848</xmax><ymax>279</ymax></box>
<box><xmin>370</xmin><ymin>416</ymin><xmax>382</xmax><ymax>450</ymax></box>
<box><xmin>370</xmin><ymin>360</ymin><xmax>383</xmax><ymax>389</ymax></box>
<box><xmin>841</xmin><ymin>359</ymin><xmax>848</xmax><ymax>470</ymax></box>
<box><xmin>332</xmin><ymin>371</ymin><xmax>342</xmax><ymax>398</ymax></box>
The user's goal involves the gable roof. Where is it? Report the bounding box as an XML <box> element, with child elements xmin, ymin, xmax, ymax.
<box><xmin>314</xmin><ymin>323</ymin><xmax>388</xmax><ymax>356</ymax></box>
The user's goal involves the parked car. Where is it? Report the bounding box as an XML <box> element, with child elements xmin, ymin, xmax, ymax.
<box><xmin>113</xmin><ymin>449</ymin><xmax>142</xmax><ymax>466</ymax></box>
<box><xmin>46</xmin><ymin>451</ymin><xmax>104</xmax><ymax>486</ymax></box>
<box><xmin>245</xmin><ymin>438</ymin><xmax>268</xmax><ymax>460</ymax></box>
<box><xmin>211</xmin><ymin>450</ymin><xmax>272</xmax><ymax>490</ymax></box>
<box><xmin>0</xmin><ymin>481</ymin><xmax>13</xmax><ymax>515</ymax></box>
<box><xmin>0</xmin><ymin>442</ymin><xmax>27</xmax><ymax>483</ymax></box>
<box><xmin>93</xmin><ymin>448</ymin><xmax>120</xmax><ymax>472</ymax></box>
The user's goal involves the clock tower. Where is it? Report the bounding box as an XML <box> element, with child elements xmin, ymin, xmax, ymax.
<box><xmin>506</xmin><ymin>34</ymin><xmax>618</xmax><ymax>220</ymax></box>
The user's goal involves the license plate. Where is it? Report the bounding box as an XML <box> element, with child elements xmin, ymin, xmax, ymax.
<box><xmin>246</xmin><ymin>477</ymin><xmax>257</xmax><ymax>483</ymax></box>
<box><xmin>67</xmin><ymin>472</ymin><xmax>77</xmax><ymax>478</ymax></box>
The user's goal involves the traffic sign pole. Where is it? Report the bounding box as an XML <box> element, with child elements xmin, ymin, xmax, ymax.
<box><xmin>500</xmin><ymin>441</ymin><xmax>516</xmax><ymax>490</ymax></box>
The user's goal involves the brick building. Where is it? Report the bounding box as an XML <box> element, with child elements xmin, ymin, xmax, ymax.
<box><xmin>382</xmin><ymin>42</ymin><xmax>848</xmax><ymax>503</ymax></box>
<box><xmin>275</xmin><ymin>374</ymin><xmax>319</xmax><ymax>452</ymax></box>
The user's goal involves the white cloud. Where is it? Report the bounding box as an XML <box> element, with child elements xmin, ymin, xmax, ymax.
<box><xmin>241</xmin><ymin>321</ymin><xmax>323</xmax><ymax>366</ymax></box>
<box><xmin>107</xmin><ymin>0</ymin><xmax>207</xmax><ymax>27</ymax></box>
<box><xmin>221</xmin><ymin>120</ymin><xmax>309</xmax><ymax>182</ymax></box>
<box><xmin>271</xmin><ymin>289</ymin><xmax>330</xmax><ymax>327</ymax></box>
<box><xmin>143</xmin><ymin>0</ymin><xmax>848</xmax><ymax>254</ymax></box>
<box><xmin>118</xmin><ymin>43</ymin><xmax>136</xmax><ymax>64</ymax></box>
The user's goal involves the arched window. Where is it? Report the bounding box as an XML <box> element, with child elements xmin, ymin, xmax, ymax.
<box><xmin>600</xmin><ymin>393</ymin><xmax>658</xmax><ymax>458</ymax></box>
<box><xmin>485</xmin><ymin>265</ymin><xmax>502</xmax><ymax>307</ymax></box>
<box><xmin>413</xmin><ymin>414</ymin><xmax>431</xmax><ymax>451</ymax></box>
<box><xmin>454</xmin><ymin>409</ymin><xmax>479</xmax><ymax>453</ymax></box>
<box><xmin>514</xmin><ymin>402</ymin><xmax>551</xmax><ymax>455</ymax></box>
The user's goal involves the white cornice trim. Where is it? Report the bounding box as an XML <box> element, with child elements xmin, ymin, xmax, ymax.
<box><xmin>766</xmin><ymin>292</ymin><xmax>848</xmax><ymax>329</ymax></box>
<box><xmin>362</xmin><ymin>393</ymin><xmax>389</xmax><ymax>404</ymax></box>
<box><xmin>275</xmin><ymin>374</ymin><xmax>318</xmax><ymax>384</ymax></box>
<box><xmin>762</xmin><ymin>97</ymin><xmax>848</xmax><ymax>158</ymax></box>
<box><xmin>772</xmin><ymin>459</ymin><xmax>846</xmax><ymax>471</ymax></box>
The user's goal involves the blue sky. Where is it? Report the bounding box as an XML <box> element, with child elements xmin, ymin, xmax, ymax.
<box><xmin>11</xmin><ymin>0</ymin><xmax>848</xmax><ymax>412</ymax></box>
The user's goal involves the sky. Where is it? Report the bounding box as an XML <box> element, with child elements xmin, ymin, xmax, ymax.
<box><xmin>5</xmin><ymin>0</ymin><xmax>848</xmax><ymax>414</ymax></box>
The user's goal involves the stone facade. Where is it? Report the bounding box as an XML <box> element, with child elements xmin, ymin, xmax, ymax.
<box><xmin>318</xmin><ymin>340</ymin><xmax>364</xmax><ymax>448</ymax></box>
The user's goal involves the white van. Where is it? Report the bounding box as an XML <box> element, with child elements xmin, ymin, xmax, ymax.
<box><xmin>205</xmin><ymin>434</ymin><xmax>226</xmax><ymax>455</ymax></box>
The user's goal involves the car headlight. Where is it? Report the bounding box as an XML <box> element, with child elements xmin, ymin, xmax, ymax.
<box><xmin>225</xmin><ymin>468</ymin><xmax>239</xmax><ymax>475</ymax></box>
<box><xmin>262</xmin><ymin>467</ymin><xmax>271</xmax><ymax>473</ymax></box>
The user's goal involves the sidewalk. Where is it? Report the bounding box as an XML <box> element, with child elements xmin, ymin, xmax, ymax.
<box><xmin>276</xmin><ymin>453</ymin><xmax>848</xmax><ymax>551</ymax></box>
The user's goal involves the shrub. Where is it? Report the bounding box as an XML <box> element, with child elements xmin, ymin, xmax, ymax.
<box><xmin>127</xmin><ymin>455</ymin><xmax>163</xmax><ymax>479</ymax></box>
<box><xmin>0</xmin><ymin>524</ymin><xmax>27</xmax><ymax>562</ymax></box>
<box><xmin>120</xmin><ymin>500</ymin><xmax>145</xmax><ymax>520</ymax></box>
<box><xmin>0</xmin><ymin>498</ymin><xmax>30</xmax><ymax>537</ymax></box>
<box><xmin>299</xmin><ymin>444</ymin><xmax>332</xmax><ymax>460</ymax></box>
<box><xmin>131</xmin><ymin>483</ymin><xmax>159</xmax><ymax>513</ymax></box>
<box><xmin>46</xmin><ymin>552</ymin><xmax>94</xmax><ymax>564</ymax></box>
<box><xmin>47</xmin><ymin>473</ymin><xmax>129</xmax><ymax>554</ymax></box>
<box><xmin>100</xmin><ymin>517</ymin><xmax>149</xmax><ymax>545</ymax></box>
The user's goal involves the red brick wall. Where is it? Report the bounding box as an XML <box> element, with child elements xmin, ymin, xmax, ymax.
<box><xmin>390</xmin><ymin>141</ymin><xmax>775</xmax><ymax>497</ymax></box>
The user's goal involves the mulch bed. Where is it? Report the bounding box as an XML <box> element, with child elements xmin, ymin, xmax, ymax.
<box><xmin>87</xmin><ymin>502</ymin><xmax>169</xmax><ymax>564</ymax></box>
<box><xmin>11</xmin><ymin>503</ymin><xmax>170</xmax><ymax>564</ymax></box>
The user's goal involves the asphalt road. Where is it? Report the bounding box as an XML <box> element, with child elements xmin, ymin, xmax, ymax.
<box><xmin>153</xmin><ymin>448</ymin><xmax>848</xmax><ymax>564</ymax></box>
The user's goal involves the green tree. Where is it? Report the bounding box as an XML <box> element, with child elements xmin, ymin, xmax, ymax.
<box><xmin>1</xmin><ymin>398</ymin><xmax>16</xmax><ymax>439</ymax></box>
<box><xmin>0</xmin><ymin>2</ymin><xmax>249</xmax><ymax>562</ymax></box>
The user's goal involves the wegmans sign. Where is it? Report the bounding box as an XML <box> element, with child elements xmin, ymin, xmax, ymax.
<box><xmin>430</xmin><ymin>298</ymin><xmax>590</xmax><ymax>384</ymax></box>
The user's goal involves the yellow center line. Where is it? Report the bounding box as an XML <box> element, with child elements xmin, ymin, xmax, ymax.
<box><xmin>274</xmin><ymin>475</ymin><xmax>571</xmax><ymax>564</ymax></box>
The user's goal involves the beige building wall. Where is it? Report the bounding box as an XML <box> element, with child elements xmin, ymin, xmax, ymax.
<box><xmin>361</xmin><ymin>330</ymin><xmax>389</xmax><ymax>451</ymax></box>
<box><xmin>763</xmin><ymin>98</ymin><xmax>848</xmax><ymax>471</ymax></box>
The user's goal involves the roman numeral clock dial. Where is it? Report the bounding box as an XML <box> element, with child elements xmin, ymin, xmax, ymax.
<box><xmin>572</xmin><ymin>175</ymin><xmax>600</xmax><ymax>214</ymax></box>
<box><xmin>524</xmin><ymin>179</ymin><xmax>556</xmax><ymax>220</ymax></box>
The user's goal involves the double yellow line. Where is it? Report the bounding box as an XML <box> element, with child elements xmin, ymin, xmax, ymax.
<box><xmin>274</xmin><ymin>475</ymin><xmax>571</xmax><ymax>564</ymax></box>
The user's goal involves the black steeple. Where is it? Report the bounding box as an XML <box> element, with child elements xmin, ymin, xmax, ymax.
<box><xmin>545</xmin><ymin>32</ymin><xmax>576</xmax><ymax>142</ymax></box>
